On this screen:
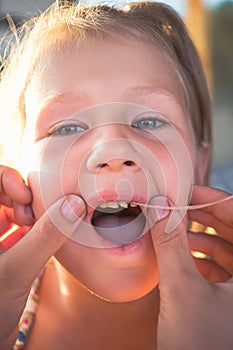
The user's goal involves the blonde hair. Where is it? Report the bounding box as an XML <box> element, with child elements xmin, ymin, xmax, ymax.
<box><xmin>0</xmin><ymin>1</ymin><xmax>211</xmax><ymax>165</ymax></box>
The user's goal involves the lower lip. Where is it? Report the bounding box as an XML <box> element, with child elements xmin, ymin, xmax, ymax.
<box><xmin>104</xmin><ymin>231</ymin><xmax>150</xmax><ymax>255</ymax></box>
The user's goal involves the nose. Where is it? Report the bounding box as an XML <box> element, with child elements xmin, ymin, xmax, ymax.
<box><xmin>86</xmin><ymin>139</ymin><xmax>142</xmax><ymax>173</ymax></box>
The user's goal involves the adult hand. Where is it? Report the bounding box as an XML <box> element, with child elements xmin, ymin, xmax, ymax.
<box><xmin>0</xmin><ymin>166</ymin><xmax>86</xmax><ymax>349</ymax></box>
<box><xmin>0</xmin><ymin>166</ymin><xmax>34</xmax><ymax>245</ymax></box>
<box><xmin>149</xmin><ymin>190</ymin><xmax>233</xmax><ymax>350</ymax></box>
<box><xmin>188</xmin><ymin>185</ymin><xmax>233</xmax><ymax>282</ymax></box>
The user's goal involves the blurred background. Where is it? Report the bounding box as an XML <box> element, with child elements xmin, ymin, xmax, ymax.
<box><xmin>0</xmin><ymin>0</ymin><xmax>232</xmax><ymax>193</ymax></box>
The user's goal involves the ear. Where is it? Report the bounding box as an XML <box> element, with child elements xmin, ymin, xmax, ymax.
<box><xmin>194</xmin><ymin>141</ymin><xmax>211</xmax><ymax>185</ymax></box>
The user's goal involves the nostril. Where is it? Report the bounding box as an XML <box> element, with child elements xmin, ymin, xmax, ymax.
<box><xmin>124</xmin><ymin>160</ymin><xmax>135</xmax><ymax>166</ymax></box>
<box><xmin>95</xmin><ymin>160</ymin><xmax>138</xmax><ymax>171</ymax></box>
<box><xmin>98</xmin><ymin>163</ymin><xmax>108</xmax><ymax>168</ymax></box>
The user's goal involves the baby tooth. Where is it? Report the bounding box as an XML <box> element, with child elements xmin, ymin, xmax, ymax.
<box><xmin>130</xmin><ymin>203</ymin><xmax>138</xmax><ymax>207</ymax></box>
<box><xmin>107</xmin><ymin>201</ymin><xmax>119</xmax><ymax>209</ymax></box>
<box><xmin>99</xmin><ymin>203</ymin><xmax>108</xmax><ymax>208</ymax></box>
<box><xmin>119</xmin><ymin>201</ymin><xmax>128</xmax><ymax>208</ymax></box>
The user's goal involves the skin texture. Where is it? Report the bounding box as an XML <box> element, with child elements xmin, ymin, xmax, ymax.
<box><xmin>0</xmin><ymin>38</ymin><xmax>232</xmax><ymax>350</ymax></box>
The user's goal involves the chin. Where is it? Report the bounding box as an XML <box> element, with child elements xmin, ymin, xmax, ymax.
<box><xmin>55</xmin><ymin>228</ymin><xmax>159</xmax><ymax>303</ymax></box>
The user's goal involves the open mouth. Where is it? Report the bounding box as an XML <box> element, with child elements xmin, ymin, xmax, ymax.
<box><xmin>91</xmin><ymin>201</ymin><xmax>146</xmax><ymax>245</ymax></box>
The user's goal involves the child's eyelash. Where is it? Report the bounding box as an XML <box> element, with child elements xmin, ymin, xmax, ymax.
<box><xmin>46</xmin><ymin>113</ymin><xmax>169</xmax><ymax>137</ymax></box>
<box><xmin>47</xmin><ymin>121</ymin><xmax>88</xmax><ymax>136</ymax></box>
<box><xmin>132</xmin><ymin>113</ymin><xmax>169</xmax><ymax>130</ymax></box>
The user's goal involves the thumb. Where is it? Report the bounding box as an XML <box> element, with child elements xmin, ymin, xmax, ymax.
<box><xmin>2</xmin><ymin>195</ymin><xmax>86</xmax><ymax>287</ymax></box>
<box><xmin>148</xmin><ymin>196</ymin><xmax>199</xmax><ymax>288</ymax></box>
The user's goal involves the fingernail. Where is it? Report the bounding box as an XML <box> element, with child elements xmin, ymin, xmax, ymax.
<box><xmin>24</xmin><ymin>204</ymin><xmax>34</xmax><ymax>220</ymax></box>
<box><xmin>149</xmin><ymin>196</ymin><xmax>170</xmax><ymax>221</ymax></box>
<box><xmin>61</xmin><ymin>195</ymin><xmax>85</xmax><ymax>222</ymax></box>
<box><xmin>25</xmin><ymin>186</ymin><xmax>32</xmax><ymax>198</ymax></box>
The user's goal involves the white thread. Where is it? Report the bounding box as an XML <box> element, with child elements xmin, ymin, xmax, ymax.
<box><xmin>132</xmin><ymin>194</ymin><xmax>233</xmax><ymax>211</ymax></box>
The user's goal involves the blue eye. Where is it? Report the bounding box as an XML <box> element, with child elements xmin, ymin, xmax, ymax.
<box><xmin>48</xmin><ymin>122</ymin><xmax>88</xmax><ymax>136</ymax></box>
<box><xmin>132</xmin><ymin>113</ymin><xmax>168</xmax><ymax>130</ymax></box>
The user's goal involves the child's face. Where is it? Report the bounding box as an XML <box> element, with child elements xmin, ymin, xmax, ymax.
<box><xmin>21</xmin><ymin>37</ymin><xmax>202</xmax><ymax>301</ymax></box>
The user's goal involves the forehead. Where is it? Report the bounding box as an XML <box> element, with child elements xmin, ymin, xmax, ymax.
<box><xmin>26</xmin><ymin>37</ymin><xmax>184</xmax><ymax>104</ymax></box>
<box><xmin>26</xmin><ymin>38</ymin><xmax>187</xmax><ymax>121</ymax></box>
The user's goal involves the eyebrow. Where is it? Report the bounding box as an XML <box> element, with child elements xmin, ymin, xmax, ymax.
<box><xmin>39</xmin><ymin>91</ymin><xmax>90</xmax><ymax>111</ymax></box>
<box><xmin>40</xmin><ymin>86</ymin><xmax>180</xmax><ymax>107</ymax></box>
<box><xmin>126</xmin><ymin>85</ymin><xmax>183</xmax><ymax>105</ymax></box>
<box><xmin>34</xmin><ymin>92</ymin><xmax>91</xmax><ymax>126</ymax></box>
<box><xmin>36</xmin><ymin>86</ymin><xmax>182</xmax><ymax>125</ymax></box>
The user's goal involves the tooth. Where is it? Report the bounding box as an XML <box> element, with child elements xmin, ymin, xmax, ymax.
<box><xmin>99</xmin><ymin>203</ymin><xmax>108</xmax><ymax>208</ymax></box>
<box><xmin>107</xmin><ymin>201</ymin><xmax>119</xmax><ymax>209</ymax></box>
<box><xmin>119</xmin><ymin>201</ymin><xmax>128</xmax><ymax>208</ymax></box>
<box><xmin>130</xmin><ymin>203</ymin><xmax>138</xmax><ymax>207</ymax></box>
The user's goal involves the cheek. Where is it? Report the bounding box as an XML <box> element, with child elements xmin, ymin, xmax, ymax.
<box><xmin>60</xmin><ymin>158</ymin><xmax>83</xmax><ymax>195</ymax></box>
<box><xmin>147</xmin><ymin>133</ymin><xmax>195</xmax><ymax>204</ymax></box>
<box><xmin>27</xmin><ymin>168</ymin><xmax>65</xmax><ymax>219</ymax></box>
<box><xmin>26</xmin><ymin>138</ymin><xmax>82</xmax><ymax>218</ymax></box>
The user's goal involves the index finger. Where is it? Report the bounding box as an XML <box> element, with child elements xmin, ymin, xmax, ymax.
<box><xmin>1</xmin><ymin>196</ymin><xmax>86</xmax><ymax>289</ymax></box>
<box><xmin>189</xmin><ymin>185</ymin><xmax>233</xmax><ymax>242</ymax></box>
<box><xmin>190</xmin><ymin>185</ymin><xmax>233</xmax><ymax>226</ymax></box>
<box><xmin>0</xmin><ymin>166</ymin><xmax>32</xmax><ymax>204</ymax></box>
<box><xmin>149</xmin><ymin>197</ymin><xmax>201</xmax><ymax>290</ymax></box>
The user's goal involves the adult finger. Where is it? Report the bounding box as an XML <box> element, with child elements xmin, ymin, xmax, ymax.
<box><xmin>193</xmin><ymin>257</ymin><xmax>231</xmax><ymax>282</ymax></box>
<box><xmin>0</xmin><ymin>195</ymin><xmax>86</xmax><ymax>289</ymax></box>
<box><xmin>13</xmin><ymin>202</ymin><xmax>35</xmax><ymax>226</ymax></box>
<box><xmin>0</xmin><ymin>203</ymin><xmax>33</xmax><ymax>237</ymax></box>
<box><xmin>0</xmin><ymin>226</ymin><xmax>27</xmax><ymax>251</ymax></box>
<box><xmin>188</xmin><ymin>209</ymin><xmax>232</xmax><ymax>242</ymax></box>
<box><xmin>0</xmin><ymin>207</ymin><xmax>14</xmax><ymax>235</ymax></box>
<box><xmin>0</xmin><ymin>193</ymin><xmax>13</xmax><ymax>207</ymax></box>
<box><xmin>188</xmin><ymin>230</ymin><xmax>233</xmax><ymax>275</ymax></box>
<box><xmin>0</xmin><ymin>166</ymin><xmax>32</xmax><ymax>204</ymax></box>
<box><xmin>190</xmin><ymin>185</ymin><xmax>233</xmax><ymax>227</ymax></box>
<box><xmin>148</xmin><ymin>197</ymin><xmax>201</xmax><ymax>291</ymax></box>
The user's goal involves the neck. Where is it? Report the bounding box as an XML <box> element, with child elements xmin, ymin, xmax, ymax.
<box><xmin>40</xmin><ymin>259</ymin><xmax>159</xmax><ymax>349</ymax></box>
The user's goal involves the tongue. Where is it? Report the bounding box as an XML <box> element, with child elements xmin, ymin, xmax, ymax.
<box><xmin>93</xmin><ymin>214</ymin><xmax>146</xmax><ymax>245</ymax></box>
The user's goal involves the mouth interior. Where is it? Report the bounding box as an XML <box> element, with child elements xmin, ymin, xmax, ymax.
<box><xmin>91</xmin><ymin>204</ymin><xmax>146</xmax><ymax>245</ymax></box>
